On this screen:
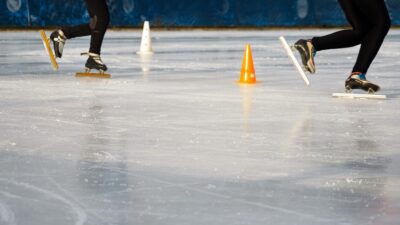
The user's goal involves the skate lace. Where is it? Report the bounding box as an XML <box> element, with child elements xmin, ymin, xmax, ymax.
<box><xmin>55</xmin><ymin>30</ymin><xmax>66</xmax><ymax>43</ymax></box>
<box><xmin>54</xmin><ymin>37</ymin><xmax>65</xmax><ymax>44</ymax></box>
<box><xmin>81</xmin><ymin>52</ymin><xmax>105</xmax><ymax>65</ymax></box>
<box><xmin>92</xmin><ymin>55</ymin><xmax>104</xmax><ymax>65</ymax></box>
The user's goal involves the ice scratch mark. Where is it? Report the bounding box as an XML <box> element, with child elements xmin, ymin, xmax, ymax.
<box><xmin>0</xmin><ymin>201</ymin><xmax>16</xmax><ymax>225</ymax></box>
<box><xmin>103</xmin><ymin>166</ymin><xmax>333</xmax><ymax>223</ymax></box>
<box><xmin>98</xmin><ymin>151</ymin><xmax>117</xmax><ymax>161</ymax></box>
<box><xmin>0</xmin><ymin>190</ymin><xmax>22</xmax><ymax>199</ymax></box>
<box><xmin>176</xmin><ymin>183</ymin><xmax>333</xmax><ymax>223</ymax></box>
<box><xmin>0</xmin><ymin>179</ymin><xmax>87</xmax><ymax>225</ymax></box>
<box><xmin>41</xmin><ymin>168</ymin><xmax>107</xmax><ymax>224</ymax></box>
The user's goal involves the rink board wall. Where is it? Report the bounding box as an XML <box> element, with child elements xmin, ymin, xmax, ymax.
<box><xmin>2</xmin><ymin>0</ymin><xmax>400</xmax><ymax>27</ymax></box>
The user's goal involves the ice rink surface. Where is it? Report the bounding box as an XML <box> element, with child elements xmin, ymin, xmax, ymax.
<box><xmin>0</xmin><ymin>29</ymin><xmax>399</xmax><ymax>225</ymax></box>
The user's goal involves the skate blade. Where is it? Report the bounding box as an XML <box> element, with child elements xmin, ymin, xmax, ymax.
<box><xmin>332</xmin><ymin>93</ymin><xmax>387</xmax><ymax>100</ymax></box>
<box><xmin>39</xmin><ymin>30</ymin><xmax>58</xmax><ymax>71</ymax></box>
<box><xmin>279</xmin><ymin>36</ymin><xmax>310</xmax><ymax>85</ymax></box>
<box><xmin>75</xmin><ymin>72</ymin><xmax>111</xmax><ymax>79</ymax></box>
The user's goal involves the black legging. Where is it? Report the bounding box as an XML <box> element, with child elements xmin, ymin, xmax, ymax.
<box><xmin>311</xmin><ymin>0</ymin><xmax>391</xmax><ymax>74</ymax></box>
<box><xmin>61</xmin><ymin>0</ymin><xmax>110</xmax><ymax>55</ymax></box>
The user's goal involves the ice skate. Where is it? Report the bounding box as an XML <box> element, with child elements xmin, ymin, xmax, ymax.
<box><xmin>279</xmin><ymin>36</ymin><xmax>310</xmax><ymax>85</ymax></box>
<box><xmin>332</xmin><ymin>73</ymin><xmax>386</xmax><ymax>99</ymax></box>
<box><xmin>50</xmin><ymin>30</ymin><xmax>67</xmax><ymax>58</ymax></box>
<box><xmin>39</xmin><ymin>30</ymin><xmax>58</xmax><ymax>71</ymax></box>
<box><xmin>293</xmin><ymin>39</ymin><xmax>316</xmax><ymax>74</ymax></box>
<box><xmin>83</xmin><ymin>52</ymin><xmax>108</xmax><ymax>73</ymax></box>
<box><xmin>345</xmin><ymin>73</ymin><xmax>380</xmax><ymax>94</ymax></box>
<box><xmin>76</xmin><ymin>52</ymin><xmax>111</xmax><ymax>78</ymax></box>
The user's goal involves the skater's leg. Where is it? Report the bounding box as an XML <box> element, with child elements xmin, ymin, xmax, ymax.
<box><xmin>293</xmin><ymin>0</ymin><xmax>367</xmax><ymax>73</ymax></box>
<box><xmin>85</xmin><ymin>0</ymin><xmax>110</xmax><ymax>55</ymax></box>
<box><xmin>352</xmin><ymin>0</ymin><xmax>391</xmax><ymax>74</ymax></box>
<box><xmin>52</xmin><ymin>0</ymin><xmax>109</xmax><ymax>58</ymax></box>
<box><xmin>51</xmin><ymin>24</ymin><xmax>91</xmax><ymax>58</ymax></box>
<box><xmin>78</xmin><ymin>0</ymin><xmax>109</xmax><ymax>72</ymax></box>
<box><xmin>61</xmin><ymin>24</ymin><xmax>92</xmax><ymax>39</ymax></box>
<box><xmin>61</xmin><ymin>0</ymin><xmax>109</xmax><ymax>52</ymax></box>
<box><xmin>50</xmin><ymin>4</ymin><xmax>93</xmax><ymax>58</ymax></box>
<box><xmin>311</xmin><ymin>0</ymin><xmax>368</xmax><ymax>51</ymax></box>
<box><xmin>344</xmin><ymin>0</ymin><xmax>390</xmax><ymax>93</ymax></box>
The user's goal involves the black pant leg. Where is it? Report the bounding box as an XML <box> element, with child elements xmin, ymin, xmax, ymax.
<box><xmin>352</xmin><ymin>0</ymin><xmax>391</xmax><ymax>73</ymax></box>
<box><xmin>61</xmin><ymin>2</ymin><xmax>92</xmax><ymax>39</ymax></box>
<box><xmin>60</xmin><ymin>0</ymin><xmax>109</xmax><ymax>55</ymax></box>
<box><xmin>312</xmin><ymin>0</ymin><xmax>369</xmax><ymax>51</ymax></box>
<box><xmin>61</xmin><ymin>24</ymin><xmax>91</xmax><ymax>40</ymax></box>
<box><xmin>85</xmin><ymin>0</ymin><xmax>110</xmax><ymax>54</ymax></box>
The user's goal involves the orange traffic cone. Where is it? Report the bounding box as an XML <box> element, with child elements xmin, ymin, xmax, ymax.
<box><xmin>239</xmin><ymin>44</ymin><xmax>256</xmax><ymax>84</ymax></box>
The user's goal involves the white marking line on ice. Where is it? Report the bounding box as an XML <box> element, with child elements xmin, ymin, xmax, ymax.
<box><xmin>0</xmin><ymin>179</ymin><xmax>87</xmax><ymax>225</ymax></box>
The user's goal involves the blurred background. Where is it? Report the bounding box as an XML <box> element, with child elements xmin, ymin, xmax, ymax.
<box><xmin>1</xmin><ymin>0</ymin><xmax>400</xmax><ymax>28</ymax></box>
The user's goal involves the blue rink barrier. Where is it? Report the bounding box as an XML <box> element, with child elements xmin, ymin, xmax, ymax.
<box><xmin>1</xmin><ymin>0</ymin><xmax>400</xmax><ymax>27</ymax></box>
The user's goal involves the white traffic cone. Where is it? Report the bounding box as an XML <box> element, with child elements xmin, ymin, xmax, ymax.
<box><xmin>137</xmin><ymin>21</ymin><xmax>153</xmax><ymax>55</ymax></box>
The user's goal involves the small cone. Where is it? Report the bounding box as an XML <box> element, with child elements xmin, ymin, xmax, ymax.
<box><xmin>239</xmin><ymin>44</ymin><xmax>256</xmax><ymax>84</ymax></box>
<box><xmin>137</xmin><ymin>21</ymin><xmax>153</xmax><ymax>55</ymax></box>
